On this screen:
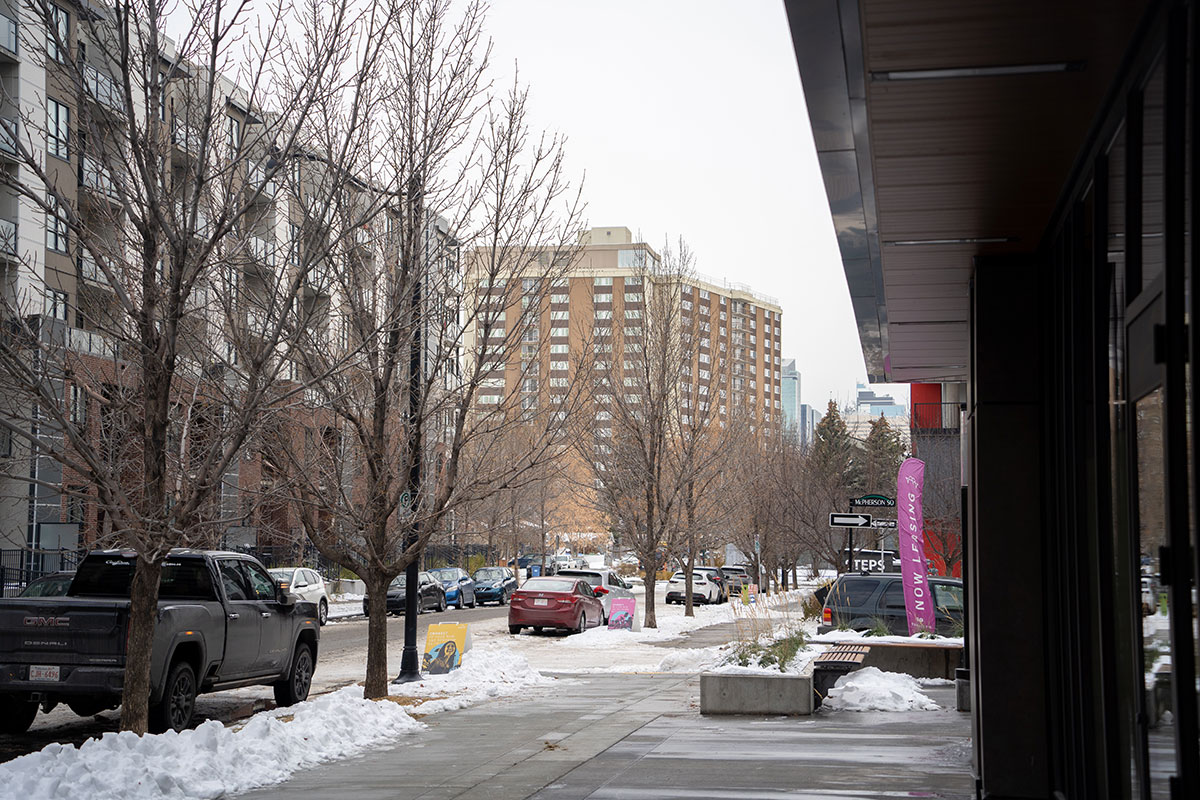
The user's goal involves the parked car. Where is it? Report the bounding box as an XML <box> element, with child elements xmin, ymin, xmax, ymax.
<box><xmin>361</xmin><ymin>571</ymin><xmax>446</xmax><ymax>615</ymax></box>
<box><xmin>1141</xmin><ymin>576</ymin><xmax>1156</xmax><ymax>616</ymax></box>
<box><xmin>472</xmin><ymin>567</ymin><xmax>518</xmax><ymax>605</ymax></box>
<box><xmin>17</xmin><ymin>571</ymin><xmax>75</xmax><ymax>598</ymax></box>
<box><xmin>692</xmin><ymin>566</ymin><xmax>730</xmax><ymax>603</ymax></box>
<box><xmin>665</xmin><ymin>570</ymin><xmax>719</xmax><ymax>605</ymax></box>
<box><xmin>429</xmin><ymin>567</ymin><xmax>477</xmax><ymax>609</ymax></box>
<box><xmin>720</xmin><ymin>564</ymin><xmax>751</xmax><ymax>593</ymax></box>
<box><xmin>554</xmin><ymin>568</ymin><xmax>635</xmax><ymax>622</ymax></box>
<box><xmin>0</xmin><ymin>549</ymin><xmax>319</xmax><ymax>734</ymax></box>
<box><xmin>508</xmin><ymin>576</ymin><xmax>605</xmax><ymax>635</ymax></box>
<box><xmin>817</xmin><ymin>573</ymin><xmax>964</xmax><ymax>636</ymax></box>
<box><xmin>269</xmin><ymin>567</ymin><xmax>331</xmax><ymax>625</ymax></box>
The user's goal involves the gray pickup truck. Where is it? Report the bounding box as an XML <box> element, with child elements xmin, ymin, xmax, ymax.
<box><xmin>0</xmin><ymin>549</ymin><xmax>320</xmax><ymax>734</ymax></box>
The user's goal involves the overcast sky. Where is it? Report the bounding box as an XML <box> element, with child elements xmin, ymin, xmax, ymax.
<box><xmin>484</xmin><ymin>1</ymin><xmax>907</xmax><ymax>411</ymax></box>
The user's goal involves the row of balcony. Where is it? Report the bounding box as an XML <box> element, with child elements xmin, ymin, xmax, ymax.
<box><xmin>0</xmin><ymin>12</ymin><xmax>16</xmax><ymax>61</ymax></box>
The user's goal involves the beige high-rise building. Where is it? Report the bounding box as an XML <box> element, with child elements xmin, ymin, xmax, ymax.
<box><xmin>467</xmin><ymin>226</ymin><xmax>784</xmax><ymax>543</ymax></box>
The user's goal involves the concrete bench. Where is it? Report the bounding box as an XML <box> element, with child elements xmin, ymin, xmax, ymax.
<box><xmin>700</xmin><ymin>672</ymin><xmax>814</xmax><ymax>716</ymax></box>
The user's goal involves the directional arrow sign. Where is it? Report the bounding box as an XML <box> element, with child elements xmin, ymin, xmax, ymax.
<box><xmin>829</xmin><ymin>513</ymin><xmax>872</xmax><ymax>528</ymax></box>
<box><xmin>871</xmin><ymin>519</ymin><xmax>897</xmax><ymax>529</ymax></box>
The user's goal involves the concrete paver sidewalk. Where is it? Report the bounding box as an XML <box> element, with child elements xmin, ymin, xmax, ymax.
<box><xmin>237</xmin><ymin>669</ymin><xmax>973</xmax><ymax>800</ymax></box>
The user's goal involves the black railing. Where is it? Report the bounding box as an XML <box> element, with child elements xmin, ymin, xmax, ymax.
<box><xmin>1</xmin><ymin>548</ymin><xmax>87</xmax><ymax>597</ymax></box>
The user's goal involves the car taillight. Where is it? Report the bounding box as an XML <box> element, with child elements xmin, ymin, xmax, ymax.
<box><xmin>563</xmin><ymin>595</ymin><xmax>578</xmax><ymax>603</ymax></box>
<box><xmin>822</xmin><ymin>607</ymin><xmax>831</xmax><ymax>624</ymax></box>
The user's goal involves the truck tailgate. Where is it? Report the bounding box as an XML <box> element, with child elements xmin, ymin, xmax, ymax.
<box><xmin>0</xmin><ymin>597</ymin><xmax>129</xmax><ymax>667</ymax></box>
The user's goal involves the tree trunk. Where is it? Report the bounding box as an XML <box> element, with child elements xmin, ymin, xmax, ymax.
<box><xmin>363</xmin><ymin>572</ymin><xmax>391</xmax><ymax>699</ymax></box>
<box><xmin>642</xmin><ymin>560</ymin><xmax>657</xmax><ymax>628</ymax></box>
<box><xmin>683</xmin><ymin>547</ymin><xmax>696</xmax><ymax>617</ymax></box>
<box><xmin>119</xmin><ymin>556</ymin><xmax>164</xmax><ymax>733</ymax></box>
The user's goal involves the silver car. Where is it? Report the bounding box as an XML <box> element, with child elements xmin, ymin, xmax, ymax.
<box><xmin>554</xmin><ymin>568</ymin><xmax>635</xmax><ymax>622</ymax></box>
<box><xmin>269</xmin><ymin>567</ymin><xmax>331</xmax><ymax>625</ymax></box>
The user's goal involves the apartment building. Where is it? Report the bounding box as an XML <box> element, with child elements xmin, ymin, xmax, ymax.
<box><xmin>0</xmin><ymin>3</ymin><xmax>432</xmax><ymax>567</ymax></box>
<box><xmin>466</xmin><ymin>226</ymin><xmax>784</xmax><ymax>539</ymax></box>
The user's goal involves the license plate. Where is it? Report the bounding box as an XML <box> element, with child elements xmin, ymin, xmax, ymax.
<box><xmin>533</xmin><ymin>598</ymin><xmax>549</xmax><ymax>606</ymax></box>
<box><xmin>29</xmin><ymin>665</ymin><xmax>60</xmax><ymax>682</ymax></box>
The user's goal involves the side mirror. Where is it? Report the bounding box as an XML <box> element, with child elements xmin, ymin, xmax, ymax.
<box><xmin>593</xmin><ymin>586</ymin><xmax>609</xmax><ymax>596</ymax></box>
<box><xmin>460</xmin><ymin>576</ymin><xmax>470</xmax><ymax>583</ymax></box>
<box><xmin>278</xmin><ymin>590</ymin><xmax>297</xmax><ymax>607</ymax></box>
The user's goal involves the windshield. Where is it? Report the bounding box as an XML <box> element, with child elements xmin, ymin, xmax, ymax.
<box><xmin>388</xmin><ymin>575</ymin><xmax>407</xmax><ymax>589</ymax></box>
<box><xmin>429</xmin><ymin>568</ymin><xmax>459</xmax><ymax>581</ymax></box>
<box><xmin>20</xmin><ymin>575</ymin><xmax>73</xmax><ymax>598</ymax></box>
<box><xmin>556</xmin><ymin>570</ymin><xmax>602</xmax><ymax>587</ymax></box>
<box><xmin>474</xmin><ymin>568</ymin><xmax>509</xmax><ymax>581</ymax></box>
<box><xmin>521</xmin><ymin>578</ymin><xmax>578</xmax><ymax>592</ymax></box>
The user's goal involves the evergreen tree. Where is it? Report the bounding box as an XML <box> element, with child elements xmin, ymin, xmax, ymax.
<box><xmin>810</xmin><ymin>400</ymin><xmax>864</xmax><ymax>494</ymax></box>
<box><xmin>863</xmin><ymin>414</ymin><xmax>908</xmax><ymax>495</ymax></box>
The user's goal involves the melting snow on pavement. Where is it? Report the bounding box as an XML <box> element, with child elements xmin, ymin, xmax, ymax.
<box><xmin>824</xmin><ymin>666</ymin><xmax>941</xmax><ymax>712</ymax></box>
<box><xmin>0</xmin><ymin>686</ymin><xmax>423</xmax><ymax>800</ymax></box>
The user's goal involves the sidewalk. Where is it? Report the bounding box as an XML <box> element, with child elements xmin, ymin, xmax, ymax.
<box><xmin>237</xmin><ymin>670</ymin><xmax>974</xmax><ymax>800</ymax></box>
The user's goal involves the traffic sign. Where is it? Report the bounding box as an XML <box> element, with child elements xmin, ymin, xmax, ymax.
<box><xmin>871</xmin><ymin>519</ymin><xmax>897</xmax><ymax>529</ymax></box>
<box><xmin>829</xmin><ymin>513</ymin><xmax>872</xmax><ymax>528</ymax></box>
<box><xmin>850</xmin><ymin>495</ymin><xmax>895</xmax><ymax>508</ymax></box>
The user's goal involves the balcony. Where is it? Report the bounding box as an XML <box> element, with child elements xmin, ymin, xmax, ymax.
<box><xmin>83</xmin><ymin>64</ymin><xmax>123</xmax><ymax>114</ymax></box>
<box><xmin>80</xmin><ymin>156</ymin><xmax>118</xmax><ymax>200</ymax></box>
<box><xmin>0</xmin><ymin>117</ymin><xmax>18</xmax><ymax>160</ymax></box>
<box><xmin>171</xmin><ymin>118</ymin><xmax>202</xmax><ymax>155</ymax></box>
<box><xmin>0</xmin><ymin>12</ymin><xmax>16</xmax><ymax>62</ymax></box>
<box><xmin>246</xmin><ymin>235</ymin><xmax>273</xmax><ymax>264</ymax></box>
<box><xmin>910</xmin><ymin>402</ymin><xmax>963</xmax><ymax>434</ymax></box>
<box><xmin>247</xmin><ymin>163</ymin><xmax>276</xmax><ymax>198</ymax></box>
<box><xmin>0</xmin><ymin>217</ymin><xmax>15</xmax><ymax>258</ymax></box>
<box><xmin>78</xmin><ymin>252</ymin><xmax>107</xmax><ymax>286</ymax></box>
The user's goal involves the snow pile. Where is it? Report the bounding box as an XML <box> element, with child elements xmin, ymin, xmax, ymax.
<box><xmin>394</xmin><ymin>645</ymin><xmax>553</xmax><ymax>713</ymax></box>
<box><xmin>824</xmin><ymin>667</ymin><xmax>941</xmax><ymax>712</ymax></box>
<box><xmin>0</xmin><ymin>686</ymin><xmax>422</xmax><ymax>800</ymax></box>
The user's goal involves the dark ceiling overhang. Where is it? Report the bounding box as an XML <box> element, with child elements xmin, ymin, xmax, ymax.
<box><xmin>784</xmin><ymin>0</ymin><xmax>1150</xmax><ymax>384</ymax></box>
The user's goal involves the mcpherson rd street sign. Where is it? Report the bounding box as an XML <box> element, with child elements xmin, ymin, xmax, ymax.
<box><xmin>829</xmin><ymin>513</ymin><xmax>872</xmax><ymax>528</ymax></box>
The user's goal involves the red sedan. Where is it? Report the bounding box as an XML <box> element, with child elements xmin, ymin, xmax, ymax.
<box><xmin>508</xmin><ymin>577</ymin><xmax>606</xmax><ymax>634</ymax></box>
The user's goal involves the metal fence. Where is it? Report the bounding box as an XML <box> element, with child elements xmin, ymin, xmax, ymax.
<box><xmin>911</xmin><ymin>402</ymin><xmax>963</xmax><ymax>432</ymax></box>
<box><xmin>1</xmin><ymin>549</ymin><xmax>87</xmax><ymax>597</ymax></box>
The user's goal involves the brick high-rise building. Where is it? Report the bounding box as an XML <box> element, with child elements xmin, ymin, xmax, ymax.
<box><xmin>466</xmin><ymin>227</ymin><xmax>783</xmax><ymax>543</ymax></box>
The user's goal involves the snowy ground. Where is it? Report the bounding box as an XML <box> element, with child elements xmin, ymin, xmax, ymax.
<box><xmin>0</xmin><ymin>581</ymin><xmax>962</xmax><ymax>799</ymax></box>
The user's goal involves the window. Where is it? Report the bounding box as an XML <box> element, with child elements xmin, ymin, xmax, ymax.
<box><xmin>549</xmin><ymin>377</ymin><xmax>567</xmax><ymax>387</ymax></box>
<box><xmin>550</xmin><ymin>311</ymin><xmax>569</xmax><ymax>321</ymax></box>
<box><xmin>522</xmin><ymin>277</ymin><xmax>537</xmax><ymax>292</ymax></box>
<box><xmin>522</xmin><ymin>327</ymin><xmax>539</xmax><ymax>342</ymax></box>
<box><xmin>617</xmin><ymin>249</ymin><xmax>648</xmax><ymax>268</ymax></box>
<box><xmin>47</xmin><ymin>4</ymin><xmax>69</xmax><ymax>63</ymax></box>
<box><xmin>593</xmin><ymin>276</ymin><xmax>613</xmax><ymax>286</ymax></box>
<box><xmin>478</xmin><ymin>394</ymin><xmax>500</xmax><ymax>405</ymax></box>
<box><xmin>625</xmin><ymin>276</ymin><xmax>642</xmax><ymax>286</ymax></box>
<box><xmin>551</xmin><ymin>293</ymin><xmax>569</xmax><ymax>304</ymax></box>
<box><xmin>551</xmin><ymin>326</ymin><xmax>568</xmax><ymax>338</ymax></box>
<box><xmin>521</xmin><ymin>343</ymin><xmax>538</xmax><ymax>359</ymax></box>
<box><xmin>550</xmin><ymin>344</ymin><xmax>569</xmax><ymax>354</ymax></box>
<box><xmin>45</xmin><ymin>289</ymin><xmax>68</xmax><ymax>320</ymax></box>
<box><xmin>47</xmin><ymin>99</ymin><xmax>69</xmax><ymax>160</ymax></box>
<box><xmin>551</xmin><ymin>360</ymin><xmax>568</xmax><ymax>372</ymax></box>
<box><xmin>682</xmin><ymin>299</ymin><xmax>693</xmax><ymax>311</ymax></box>
<box><xmin>227</xmin><ymin>116</ymin><xmax>241</xmax><ymax>156</ymax></box>
<box><xmin>66</xmin><ymin>487</ymin><xmax>86</xmax><ymax>525</ymax></box>
<box><xmin>624</xmin><ymin>292</ymin><xmax>643</xmax><ymax>302</ymax></box>
<box><xmin>699</xmin><ymin>289</ymin><xmax>709</xmax><ymax>300</ymax></box>
<box><xmin>593</xmin><ymin>292</ymin><xmax>612</xmax><ymax>304</ymax></box>
<box><xmin>595</xmin><ymin>309</ymin><xmax>612</xmax><ymax>320</ymax></box>
<box><xmin>70</xmin><ymin>384</ymin><xmax>87</xmax><ymax>425</ymax></box>
<box><xmin>522</xmin><ymin>378</ymin><xmax>538</xmax><ymax>393</ymax></box>
<box><xmin>625</xmin><ymin>309</ymin><xmax>642</xmax><ymax>319</ymax></box>
<box><xmin>699</xmin><ymin>353</ymin><xmax>710</xmax><ymax>364</ymax></box>
<box><xmin>219</xmin><ymin>561</ymin><xmax>251</xmax><ymax>601</ymax></box>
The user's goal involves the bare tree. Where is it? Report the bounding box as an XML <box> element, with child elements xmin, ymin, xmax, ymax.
<box><xmin>577</xmin><ymin>240</ymin><xmax>729</xmax><ymax>628</ymax></box>
<box><xmin>267</xmin><ymin>0</ymin><xmax>585</xmax><ymax>699</ymax></box>
<box><xmin>0</xmin><ymin>0</ymin><xmax>394</xmax><ymax>732</ymax></box>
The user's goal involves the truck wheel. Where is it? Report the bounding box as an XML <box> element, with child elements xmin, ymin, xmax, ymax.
<box><xmin>149</xmin><ymin>661</ymin><xmax>197</xmax><ymax>733</ymax></box>
<box><xmin>0</xmin><ymin>695</ymin><xmax>39</xmax><ymax>734</ymax></box>
<box><xmin>274</xmin><ymin>643</ymin><xmax>314</xmax><ymax>707</ymax></box>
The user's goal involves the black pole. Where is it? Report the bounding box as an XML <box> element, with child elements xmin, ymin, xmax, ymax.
<box><xmin>395</xmin><ymin>212</ymin><xmax>424</xmax><ymax>685</ymax></box>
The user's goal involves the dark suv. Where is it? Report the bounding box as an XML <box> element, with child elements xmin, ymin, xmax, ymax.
<box><xmin>817</xmin><ymin>573</ymin><xmax>964</xmax><ymax>636</ymax></box>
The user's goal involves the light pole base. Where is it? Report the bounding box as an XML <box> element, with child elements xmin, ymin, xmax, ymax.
<box><xmin>393</xmin><ymin>645</ymin><xmax>421</xmax><ymax>684</ymax></box>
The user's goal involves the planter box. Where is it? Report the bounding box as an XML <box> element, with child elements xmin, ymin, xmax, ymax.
<box><xmin>700</xmin><ymin>672</ymin><xmax>813</xmax><ymax>716</ymax></box>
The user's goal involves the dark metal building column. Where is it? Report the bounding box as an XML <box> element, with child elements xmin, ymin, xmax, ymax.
<box><xmin>967</xmin><ymin>256</ymin><xmax>1051</xmax><ymax>799</ymax></box>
